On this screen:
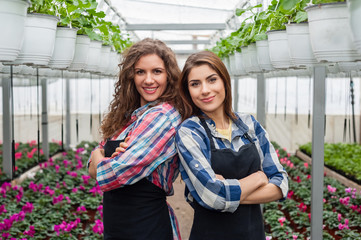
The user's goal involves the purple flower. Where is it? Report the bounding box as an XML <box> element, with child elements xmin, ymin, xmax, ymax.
<box><xmin>53</xmin><ymin>195</ymin><xmax>64</xmax><ymax>205</ymax></box>
<box><xmin>0</xmin><ymin>204</ymin><xmax>7</xmax><ymax>215</ymax></box>
<box><xmin>23</xmin><ymin>225</ymin><xmax>35</xmax><ymax>237</ymax></box>
<box><xmin>82</xmin><ymin>175</ymin><xmax>91</xmax><ymax>185</ymax></box>
<box><xmin>22</xmin><ymin>202</ymin><xmax>34</xmax><ymax>214</ymax></box>
<box><xmin>92</xmin><ymin>219</ymin><xmax>104</xmax><ymax>235</ymax></box>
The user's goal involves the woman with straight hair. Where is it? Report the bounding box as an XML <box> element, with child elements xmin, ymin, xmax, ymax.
<box><xmin>175</xmin><ymin>51</ymin><xmax>288</xmax><ymax>240</ymax></box>
<box><xmin>88</xmin><ymin>38</ymin><xmax>182</xmax><ymax>240</ymax></box>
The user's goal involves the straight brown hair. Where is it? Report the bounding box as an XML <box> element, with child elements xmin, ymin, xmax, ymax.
<box><xmin>178</xmin><ymin>51</ymin><xmax>236</xmax><ymax>121</ymax></box>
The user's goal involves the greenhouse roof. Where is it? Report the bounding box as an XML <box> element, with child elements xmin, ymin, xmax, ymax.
<box><xmin>96</xmin><ymin>0</ymin><xmax>260</xmax><ymax>55</ymax></box>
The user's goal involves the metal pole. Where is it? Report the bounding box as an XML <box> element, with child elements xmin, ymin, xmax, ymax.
<box><xmin>41</xmin><ymin>78</ymin><xmax>49</xmax><ymax>159</ymax></box>
<box><xmin>257</xmin><ymin>73</ymin><xmax>266</xmax><ymax>128</ymax></box>
<box><xmin>2</xmin><ymin>72</ymin><xmax>13</xmax><ymax>179</ymax></box>
<box><xmin>233</xmin><ymin>77</ymin><xmax>239</xmax><ymax>112</ymax></box>
<box><xmin>66</xmin><ymin>77</ymin><xmax>71</xmax><ymax>150</ymax></box>
<box><xmin>310</xmin><ymin>65</ymin><xmax>326</xmax><ymax>240</ymax></box>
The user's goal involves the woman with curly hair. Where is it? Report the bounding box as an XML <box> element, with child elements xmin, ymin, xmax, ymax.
<box><xmin>88</xmin><ymin>38</ymin><xmax>182</xmax><ymax>240</ymax></box>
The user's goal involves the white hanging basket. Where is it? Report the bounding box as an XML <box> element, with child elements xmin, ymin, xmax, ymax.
<box><xmin>19</xmin><ymin>65</ymin><xmax>35</xmax><ymax>75</ymax></box>
<box><xmin>228</xmin><ymin>54</ymin><xmax>237</xmax><ymax>76</ymax></box>
<box><xmin>234</xmin><ymin>52</ymin><xmax>247</xmax><ymax>76</ymax></box>
<box><xmin>106</xmin><ymin>51</ymin><xmax>120</xmax><ymax>76</ymax></box>
<box><xmin>256</xmin><ymin>40</ymin><xmax>274</xmax><ymax>72</ymax></box>
<box><xmin>11</xmin><ymin>13</ymin><xmax>59</xmax><ymax>66</ymax></box>
<box><xmin>286</xmin><ymin>22</ymin><xmax>317</xmax><ymax>68</ymax></box>
<box><xmin>68</xmin><ymin>35</ymin><xmax>90</xmax><ymax>71</ymax></box>
<box><xmin>48</xmin><ymin>27</ymin><xmax>77</xmax><ymax>70</ymax></box>
<box><xmin>348</xmin><ymin>0</ymin><xmax>361</xmax><ymax>55</ymax></box>
<box><xmin>84</xmin><ymin>40</ymin><xmax>102</xmax><ymax>73</ymax></box>
<box><xmin>0</xmin><ymin>0</ymin><xmax>29</xmax><ymax>62</ymax></box>
<box><xmin>306</xmin><ymin>2</ymin><xmax>361</xmax><ymax>63</ymax></box>
<box><xmin>246</xmin><ymin>43</ymin><xmax>262</xmax><ymax>73</ymax></box>
<box><xmin>222</xmin><ymin>56</ymin><xmax>231</xmax><ymax>75</ymax></box>
<box><xmin>267</xmin><ymin>30</ymin><xmax>293</xmax><ymax>69</ymax></box>
<box><xmin>97</xmin><ymin>45</ymin><xmax>111</xmax><ymax>74</ymax></box>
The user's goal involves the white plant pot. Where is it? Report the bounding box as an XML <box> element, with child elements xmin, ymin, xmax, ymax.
<box><xmin>229</xmin><ymin>54</ymin><xmax>237</xmax><ymax>76</ymax></box>
<box><xmin>348</xmin><ymin>0</ymin><xmax>361</xmax><ymax>55</ymax></box>
<box><xmin>11</xmin><ymin>13</ymin><xmax>58</xmax><ymax>66</ymax></box>
<box><xmin>97</xmin><ymin>45</ymin><xmax>111</xmax><ymax>74</ymax></box>
<box><xmin>234</xmin><ymin>52</ymin><xmax>247</xmax><ymax>76</ymax></box>
<box><xmin>48</xmin><ymin>27</ymin><xmax>77</xmax><ymax>69</ymax></box>
<box><xmin>84</xmin><ymin>40</ymin><xmax>102</xmax><ymax>73</ymax></box>
<box><xmin>68</xmin><ymin>35</ymin><xmax>90</xmax><ymax>71</ymax></box>
<box><xmin>222</xmin><ymin>56</ymin><xmax>231</xmax><ymax>75</ymax></box>
<box><xmin>267</xmin><ymin>30</ymin><xmax>293</xmax><ymax>69</ymax></box>
<box><xmin>240</xmin><ymin>46</ymin><xmax>251</xmax><ymax>73</ymax></box>
<box><xmin>246</xmin><ymin>44</ymin><xmax>262</xmax><ymax>73</ymax></box>
<box><xmin>106</xmin><ymin>51</ymin><xmax>120</xmax><ymax>76</ymax></box>
<box><xmin>306</xmin><ymin>2</ymin><xmax>361</xmax><ymax>62</ymax></box>
<box><xmin>256</xmin><ymin>40</ymin><xmax>274</xmax><ymax>72</ymax></box>
<box><xmin>19</xmin><ymin>65</ymin><xmax>35</xmax><ymax>75</ymax></box>
<box><xmin>286</xmin><ymin>23</ymin><xmax>317</xmax><ymax>68</ymax></box>
<box><xmin>0</xmin><ymin>0</ymin><xmax>29</xmax><ymax>62</ymax></box>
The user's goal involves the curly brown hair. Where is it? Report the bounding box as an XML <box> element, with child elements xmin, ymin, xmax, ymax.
<box><xmin>100</xmin><ymin>38</ymin><xmax>181</xmax><ymax>139</ymax></box>
<box><xmin>178</xmin><ymin>51</ymin><xmax>236</xmax><ymax>121</ymax></box>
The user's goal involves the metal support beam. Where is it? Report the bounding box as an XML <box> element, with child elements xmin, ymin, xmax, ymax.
<box><xmin>310</xmin><ymin>65</ymin><xmax>326</xmax><ymax>240</ymax></box>
<box><xmin>233</xmin><ymin>77</ymin><xmax>239</xmax><ymax>112</ymax></box>
<box><xmin>66</xmin><ymin>78</ymin><xmax>71</xmax><ymax>150</ymax></box>
<box><xmin>163</xmin><ymin>40</ymin><xmax>210</xmax><ymax>45</ymax></box>
<box><xmin>174</xmin><ymin>50</ymin><xmax>200</xmax><ymax>55</ymax></box>
<box><xmin>2</xmin><ymin>74</ymin><xmax>13</xmax><ymax>179</ymax></box>
<box><xmin>125</xmin><ymin>23</ymin><xmax>226</xmax><ymax>31</ymax></box>
<box><xmin>41</xmin><ymin>78</ymin><xmax>49</xmax><ymax>159</ymax></box>
<box><xmin>257</xmin><ymin>73</ymin><xmax>266</xmax><ymax>128</ymax></box>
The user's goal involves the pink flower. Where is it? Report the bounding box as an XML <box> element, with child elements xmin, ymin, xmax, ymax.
<box><xmin>296</xmin><ymin>176</ymin><xmax>301</xmax><ymax>183</ymax></box>
<box><xmin>76</xmin><ymin>206</ymin><xmax>87</xmax><ymax>213</ymax></box>
<box><xmin>304</xmin><ymin>162</ymin><xmax>308</xmax><ymax>168</ymax></box>
<box><xmin>55</xmin><ymin>165</ymin><xmax>60</xmax><ymax>173</ymax></box>
<box><xmin>72</xmin><ymin>187</ymin><xmax>78</xmax><ymax>193</ymax></box>
<box><xmin>293</xmin><ymin>234</ymin><xmax>298</xmax><ymax>240</ymax></box>
<box><xmin>0</xmin><ymin>205</ymin><xmax>7</xmax><ymax>215</ymax></box>
<box><xmin>23</xmin><ymin>225</ymin><xmax>35</xmax><ymax>237</ymax></box>
<box><xmin>92</xmin><ymin>219</ymin><xmax>104</xmax><ymax>235</ymax></box>
<box><xmin>67</xmin><ymin>171</ymin><xmax>78</xmax><ymax>178</ymax></box>
<box><xmin>287</xmin><ymin>191</ymin><xmax>294</xmax><ymax>199</ymax></box>
<box><xmin>15</xmin><ymin>152</ymin><xmax>22</xmax><ymax>159</ymax></box>
<box><xmin>337</xmin><ymin>213</ymin><xmax>342</xmax><ymax>222</ymax></box>
<box><xmin>278</xmin><ymin>217</ymin><xmax>286</xmax><ymax>226</ymax></box>
<box><xmin>82</xmin><ymin>175</ymin><xmax>91</xmax><ymax>185</ymax></box>
<box><xmin>22</xmin><ymin>202</ymin><xmax>34</xmax><ymax>214</ymax></box>
<box><xmin>65</xmin><ymin>196</ymin><xmax>71</xmax><ymax>204</ymax></box>
<box><xmin>327</xmin><ymin>185</ymin><xmax>336</xmax><ymax>193</ymax></box>
<box><xmin>53</xmin><ymin>194</ymin><xmax>64</xmax><ymax>205</ymax></box>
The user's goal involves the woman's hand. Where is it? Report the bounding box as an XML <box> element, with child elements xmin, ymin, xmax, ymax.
<box><xmin>89</xmin><ymin>148</ymin><xmax>105</xmax><ymax>179</ymax></box>
<box><xmin>111</xmin><ymin>137</ymin><xmax>130</xmax><ymax>158</ymax></box>
<box><xmin>238</xmin><ymin>170</ymin><xmax>268</xmax><ymax>202</ymax></box>
<box><xmin>215</xmin><ymin>174</ymin><xmax>225</xmax><ymax>180</ymax></box>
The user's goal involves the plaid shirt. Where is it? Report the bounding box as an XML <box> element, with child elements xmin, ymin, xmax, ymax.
<box><xmin>91</xmin><ymin>101</ymin><xmax>182</xmax><ymax>239</ymax></box>
<box><xmin>175</xmin><ymin>113</ymin><xmax>288</xmax><ymax>213</ymax></box>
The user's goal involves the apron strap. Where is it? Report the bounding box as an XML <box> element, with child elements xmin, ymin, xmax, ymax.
<box><xmin>199</xmin><ymin>117</ymin><xmax>216</xmax><ymax>150</ymax></box>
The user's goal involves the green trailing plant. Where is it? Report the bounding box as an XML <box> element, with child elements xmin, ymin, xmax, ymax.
<box><xmin>311</xmin><ymin>0</ymin><xmax>346</xmax><ymax>4</ymax></box>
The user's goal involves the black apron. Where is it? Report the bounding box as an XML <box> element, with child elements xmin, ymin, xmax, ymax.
<box><xmin>102</xmin><ymin>139</ymin><xmax>173</xmax><ymax>240</ymax></box>
<box><xmin>189</xmin><ymin>118</ymin><xmax>265</xmax><ymax>240</ymax></box>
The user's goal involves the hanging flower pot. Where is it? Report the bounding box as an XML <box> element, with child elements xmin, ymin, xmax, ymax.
<box><xmin>229</xmin><ymin>54</ymin><xmax>237</xmax><ymax>76</ymax></box>
<box><xmin>11</xmin><ymin>13</ymin><xmax>59</xmax><ymax>66</ymax></box>
<box><xmin>84</xmin><ymin>40</ymin><xmax>102</xmax><ymax>73</ymax></box>
<box><xmin>0</xmin><ymin>0</ymin><xmax>30</xmax><ymax>62</ymax></box>
<box><xmin>246</xmin><ymin>43</ymin><xmax>262</xmax><ymax>73</ymax></box>
<box><xmin>234</xmin><ymin>52</ymin><xmax>247</xmax><ymax>76</ymax></box>
<box><xmin>256</xmin><ymin>40</ymin><xmax>274</xmax><ymax>72</ymax></box>
<box><xmin>96</xmin><ymin>45</ymin><xmax>111</xmax><ymax>74</ymax></box>
<box><xmin>267</xmin><ymin>30</ymin><xmax>293</xmax><ymax>69</ymax></box>
<box><xmin>222</xmin><ymin>56</ymin><xmax>232</xmax><ymax>75</ymax></box>
<box><xmin>305</xmin><ymin>2</ymin><xmax>361</xmax><ymax>63</ymax></box>
<box><xmin>19</xmin><ymin>65</ymin><xmax>35</xmax><ymax>75</ymax></box>
<box><xmin>48</xmin><ymin>27</ymin><xmax>78</xmax><ymax>70</ymax></box>
<box><xmin>106</xmin><ymin>51</ymin><xmax>120</xmax><ymax>77</ymax></box>
<box><xmin>348</xmin><ymin>0</ymin><xmax>361</xmax><ymax>55</ymax></box>
<box><xmin>256</xmin><ymin>40</ymin><xmax>275</xmax><ymax>71</ymax></box>
<box><xmin>286</xmin><ymin>22</ymin><xmax>317</xmax><ymax>68</ymax></box>
<box><xmin>240</xmin><ymin>46</ymin><xmax>251</xmax><ymax>73</ymax></box>
<box><xmin>68</xmin><ymin>35</ymin><xmax>91</xmax><ymax>71</ymax></box>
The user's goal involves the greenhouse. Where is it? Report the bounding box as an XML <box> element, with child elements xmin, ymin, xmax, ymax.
<box><xmin>1</xmin><ymin>0</ymin><xmax>361</xmax><ymax>239</ymax></box>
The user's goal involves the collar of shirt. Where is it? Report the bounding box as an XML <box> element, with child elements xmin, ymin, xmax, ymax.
<box><xmin>199</xmin><ymin>112</ymin><xmax>249</xmax><ymax>140</ymax></box>
<box><xmin>130</xmin><ymin>100</ymin><xmax>160</xmax><ymax>120</ymax></box>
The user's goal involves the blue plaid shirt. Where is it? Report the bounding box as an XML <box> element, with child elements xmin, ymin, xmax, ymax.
<box><xmin>175</xmin><ymin>113</ymin><xmax>288</xmax><ymax>213</ymax></box>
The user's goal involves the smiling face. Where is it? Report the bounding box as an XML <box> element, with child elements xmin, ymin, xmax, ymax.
<box><xmin>187</xmin><ymin>64</ymin><xmax>226</xmax><ymax>117</ymax></box>
<box><xmin>134</xmin><ymin>54</ymin><xmax>168</xmax><ymax>106</ymax></box>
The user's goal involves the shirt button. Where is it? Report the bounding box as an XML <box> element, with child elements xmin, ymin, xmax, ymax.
<box><xmin>195</xmin><ymin>164</ymin><xmax>199</xmax><ymax>168</ymax></box>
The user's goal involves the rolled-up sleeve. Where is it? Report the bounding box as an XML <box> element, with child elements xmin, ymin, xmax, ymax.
<box><xmin>96</xmin><ymin>111</ymin><xmax>177</xmax><ymax>192</ymax></box>
<box><xmin>175</xmin><ymin>124</ymin><xmax>242</xmax><ymax>213</ymax></box>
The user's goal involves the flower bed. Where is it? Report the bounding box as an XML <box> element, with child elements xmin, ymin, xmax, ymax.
<box><xmin>264</xmin><ymin>142</ymin><xmax>361</xmax><ymax>240</ymax></box>
<box><xmin>0</xmin><ymin>141</ymin><xmax>63</xmax><ymax>183</ymax></box>
<box><xmin>299</xmin><ymin>142</ymin><xmax>361</xmax><ymax>184</ymax></box>
<box><xmin>0</xmin><ymin>141</ymin><xmax>103</xmax><ymax>239</ymax></box>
